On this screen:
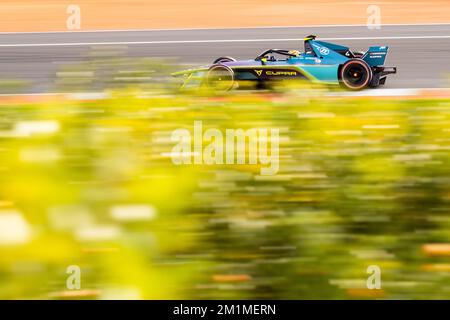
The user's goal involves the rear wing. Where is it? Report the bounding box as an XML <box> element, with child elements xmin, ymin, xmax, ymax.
<box><xmin>362</xmin><ymin>46</ymin><xmax>389</xmax><ymax>66</ymax></box>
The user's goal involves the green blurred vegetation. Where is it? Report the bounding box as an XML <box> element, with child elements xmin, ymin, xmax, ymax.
<box><xmin>0</xmin><ymin>85</ymin><xmax>449</xmax><ymax>299</ymax></box>
<box><xmin>55</xmin><ymin>47</ymin><xmax>179</xmax><ymax>92</ymax></box>
<box><xmin>0</xmin><ymin>79</ymin><xmax>30</xmax><ymax>94</ymax></box>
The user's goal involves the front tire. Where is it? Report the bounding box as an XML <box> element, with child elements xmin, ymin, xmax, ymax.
<box><xmin>339</xmin><ymin>59</ymin><xmax>372</xmax><ymax>90</ymax></box>
<box><xmin>205</xmin><ymin>64</ymin><xmax>235</xmax><ymax>91</ymax></box>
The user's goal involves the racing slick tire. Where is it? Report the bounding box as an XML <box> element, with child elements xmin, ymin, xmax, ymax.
<box><xmin>205</xmin><ymin>64</ymin><xmax>235</xmax><ymax>91</ymax></box>
<box><xmin>213</xmin><ymin>56</ymin><xmax>236</xmax><ymax>64</ymax></box>
<box><xmin>339</xmin><ymin>59</ymin><xmax>373</xmax><ymax>90</ymax></box>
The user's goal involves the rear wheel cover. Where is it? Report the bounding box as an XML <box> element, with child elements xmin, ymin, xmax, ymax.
<box><xmin>340</xmin><ymin>59</ymin><xmax>372</xmax><ymax>90</ymax></box>
<box><xmin>206</xmin><ymin>65</ymin><xmax>235</xmax><ymax>91</ymax></box>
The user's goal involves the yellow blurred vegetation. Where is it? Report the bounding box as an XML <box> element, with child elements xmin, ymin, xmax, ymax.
<box><xmin>0</xmin><ymin>86</ymin><xmax>449</xmax><ymax>299</ymax></box>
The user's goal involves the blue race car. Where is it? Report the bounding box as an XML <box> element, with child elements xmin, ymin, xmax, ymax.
<box><xmin>173</xmin><ymin>35</ymin><xmax>397</xmax><ymax>91</ymax></box>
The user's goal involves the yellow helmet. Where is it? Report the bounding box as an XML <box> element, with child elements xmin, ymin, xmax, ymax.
<box><xmin>304</xmin><ymin>35</ymin><xmax>317</xmax><ymax>41</ymax></box>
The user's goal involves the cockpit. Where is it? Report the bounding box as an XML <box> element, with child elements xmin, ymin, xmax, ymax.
<box><xmin>255</xmin><ymin>35</ymin><xmax>318</xmax><ymax>63</ymax></box>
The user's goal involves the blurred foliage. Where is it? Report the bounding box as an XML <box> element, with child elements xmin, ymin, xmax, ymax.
<box><xmin>0</xmin><ymin>84</ymin><xmax>449</xmax><ymax>299</ymax></box>
<box><xmin>0</xmin><ymin>79</ymin><xmax>30</xmax><ymax>94</ymax></box>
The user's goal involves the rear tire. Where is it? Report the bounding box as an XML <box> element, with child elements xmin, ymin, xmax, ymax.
<box><xmin>339</xmin><ymin>59</ymin><xmax>372</xmax><ymax>90</ymax></box>
<box><xmin>213</xmin><ymin>56</ymin><xmax>236</xmax><ymax>64</ymax></box>
<box><xmin>205</xmin><ymin>64</ymin><xmax>235</xmax><ymax>91</ymax></box>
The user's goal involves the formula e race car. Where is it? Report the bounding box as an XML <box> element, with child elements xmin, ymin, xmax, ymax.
<box><xmin>173</xmin><ymin>35</ymin><xmax>397</xmax><ymax>91</ymax></box>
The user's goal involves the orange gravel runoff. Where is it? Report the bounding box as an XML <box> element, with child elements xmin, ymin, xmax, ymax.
<box><xmin>0</xmin><ymin>0</ymin><xmax>449</xmax><ymax>32</ymax></box>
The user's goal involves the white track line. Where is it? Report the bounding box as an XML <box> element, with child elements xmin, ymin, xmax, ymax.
<box><xmin>0</xmin><ymin>22</ymin><xmax>449</xmax><ymax>34</ymax></box>
<box><xmin>0</xmin><ymin>35</ymin><xmax>449</xmax><ymax>47</ymax></box>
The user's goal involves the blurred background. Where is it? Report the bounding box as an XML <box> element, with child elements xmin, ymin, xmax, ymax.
<box><xmin>0</xmin><ymin>0</ymin><xmax>449</xmax><ymax>300</ymax></box>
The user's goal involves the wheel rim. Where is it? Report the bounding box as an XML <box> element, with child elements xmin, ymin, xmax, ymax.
<box><xmin>207</xmin><ymin>66</ymin><xmax>234</xmax><ymax>91</ymax></box>
<box><xmin>341</xmin><ymin>61</ymin><xmax>371</xmax><ymax>89</ymax></box>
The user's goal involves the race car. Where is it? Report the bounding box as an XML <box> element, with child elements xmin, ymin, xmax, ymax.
<box><xmin>172</xmin><ymin>35</ymin><xmax>397</xmax><ymax>91</ymax></box>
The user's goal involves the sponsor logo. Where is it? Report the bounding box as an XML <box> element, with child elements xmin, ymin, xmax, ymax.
<box><xmin>266</xmin><ymin>70</ymin><xmax>297</xmax><ymax>76</ymax></box>
<box><xmin>254</xmin><ymin>70</ymin><xmax>297</xmax><ymax>77</ymax></box>
<box><xmin>312</xmin><ymin>44</ymin><xmax>330</xmax><ymax>56</ymax></box>
<box><xmin>369</xmin><ymin>52</ymin><xmax>386</xmax><ymax>59</ymax></box>
<box><xmin>319</xmin><ymin>47</ymin><xmax>330</xmax><ymax>56</ymax></box>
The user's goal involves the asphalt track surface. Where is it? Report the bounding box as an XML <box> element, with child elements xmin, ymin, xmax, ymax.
<box><xmin>0</xmin><ymin>24</ymin><xmax>449</xmax><ymax>93</ymax></box>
